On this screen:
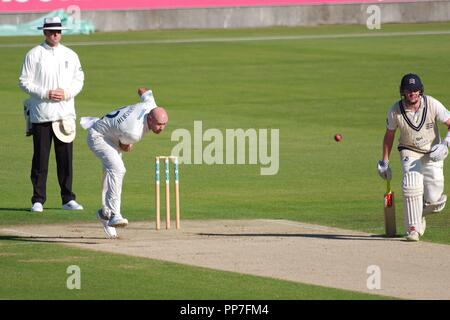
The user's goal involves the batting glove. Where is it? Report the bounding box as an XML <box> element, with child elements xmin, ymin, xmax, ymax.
<box><xmin>377</xmin><ymin>160</ymin><xmax>392</xmax><ymax>180</ymax></box>
<box><xmin>429</xmin><ymin>143</ymin><xmax>448</xmax><ymax>162</ymax></box>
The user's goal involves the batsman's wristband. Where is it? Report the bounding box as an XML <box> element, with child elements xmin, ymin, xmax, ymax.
<box><xmin>445</xmin><ymin>131</ymin><xmax>450</xmax><ymax>146</ymax></box>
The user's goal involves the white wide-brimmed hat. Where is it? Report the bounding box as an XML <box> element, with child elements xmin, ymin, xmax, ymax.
<box><xmin>37</xmin><ymin>17</ymin><xmax>68</xmax><ymax>31</ymax></box>
<box><xmin>52</xmin><ymin>119</ymin><xmax>76</xmax><ymax>143</ymax></box>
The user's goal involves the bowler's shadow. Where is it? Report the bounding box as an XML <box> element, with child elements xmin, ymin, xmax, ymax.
<box><xmin>197</xmin><ymin>232</ymin><xmax>402</xmax><ymax>241</ymax></box>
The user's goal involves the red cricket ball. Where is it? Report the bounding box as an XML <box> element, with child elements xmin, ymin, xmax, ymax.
<box><xmin>334</xmin><ymin>133</ymin><xmax>342</xmax><ymax>142</ymax></box>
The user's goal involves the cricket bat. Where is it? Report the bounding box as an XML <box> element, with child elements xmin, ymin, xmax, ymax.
<box><xmin>384</xmin><ymin>180</ymin><xmax>397</xmax><ymax>237</ymax></box>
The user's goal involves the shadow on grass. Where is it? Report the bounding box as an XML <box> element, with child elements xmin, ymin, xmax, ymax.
<box><xmin>0</xmin><ymin>207</ymin><xmax>63</xmax><ymax>212</ymax></box>
<box><xmin>197</xmin><ymin>232</ymin><xmax>403</xmax><ymax>241</ymax></box>
<box><xmin>0</xmin><ymin>234</ymin><xmax>104</xmax><ymax>244</ymax></box>
<box><xmin>0</xmin><ymin>208</ymin><xmax>32</xmax><ymax>213</ymax></box>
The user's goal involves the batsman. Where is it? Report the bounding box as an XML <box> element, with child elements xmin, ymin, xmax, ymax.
<box><xmin>377</xmin><ymin>73</ymin><xmax>450</xmax><ymax>241</ymax></box>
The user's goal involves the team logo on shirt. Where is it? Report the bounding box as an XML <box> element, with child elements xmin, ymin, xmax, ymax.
<box><xmin>426</xmin><ymin>123</ymin><xmax>434</xmax><ymax>129</ymax></box>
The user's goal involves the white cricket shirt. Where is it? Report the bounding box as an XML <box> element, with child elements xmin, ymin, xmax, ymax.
<box><xmin>19</xmin><ymin>42</ymin><xmax>84</xmax><ymax>123</ymax></box>
<box><xmin>386</xmin><ymin>95</ymin><xmax>450</xmax><ymax>154</ymax></box>
<box><xmin>92</xmin><ymin>91</ymin><xmax>158</xmax><ymax>146</ymax></box>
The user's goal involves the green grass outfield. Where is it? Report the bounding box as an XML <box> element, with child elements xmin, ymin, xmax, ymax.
<box><xmin>1</xmin><ymin>23</ymin><xmax>449</xmax><ymax>299</ymax></box>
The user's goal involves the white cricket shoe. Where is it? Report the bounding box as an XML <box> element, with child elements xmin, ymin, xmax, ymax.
<box><xmin>419</xmin><ymin>217</ymin><xmax>426</xmax><ymax>236</ymax></box>
<box><xmin>406</xmin><ymin>227</ymin><xmax>420</xmax><ymax>242</ymax></box>
<box><xmin>62</xmin><ymin>200</ymin><xmax>84</xmax><ymax>210</ymax></box>
<box><xmin>96</xmin><ymin>210</ymin><xmax>117</xmax><ymax>239</ymax></box>
<box><xmin>31</xmin><ymin>202</ymin><xmax>43</xmax><ymax>212</ymax></box>
<box><xmin>108</xmin><ymin>214</ymin><xmax>128</xmax><ymax>228</ymax></box>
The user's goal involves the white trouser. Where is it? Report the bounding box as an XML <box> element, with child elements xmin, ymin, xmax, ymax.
<box><xmin>87</xmin><ymin>129</ymin><xmax>126</xmax><ymax>216</ymax></box>
<box><xmin>401</xmin><ymin>154</ymin><xmax>444</xmax><ymax>231</ymax></box>
<box><xmin>401</xmin><ymin>155</ymin><xmax>444</xmax><ymax>203</ymax></box>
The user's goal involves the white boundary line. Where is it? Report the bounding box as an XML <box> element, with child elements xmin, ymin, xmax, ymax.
<box><xmin>1</xmin><ymin>30</ymin><xmax>450</xmax><ymax>48</ymax></box>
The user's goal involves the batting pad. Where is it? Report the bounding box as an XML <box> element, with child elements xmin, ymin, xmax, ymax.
<box><xmin>402</xmin><ymin>172</ymin><xmax>424</xmax><ymax>231</ymax></box>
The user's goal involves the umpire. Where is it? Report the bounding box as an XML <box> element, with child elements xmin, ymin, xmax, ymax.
<box><xmin>19</xmin><ymin>17</ymin><xmax>84</xmax><ymax>213</ymax></box>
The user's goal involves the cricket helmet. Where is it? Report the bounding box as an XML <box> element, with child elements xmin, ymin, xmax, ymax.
<box><xmin>400</xmin><ymin>73</ymin><xmax>424</xmax><ymax>95</ymax></box>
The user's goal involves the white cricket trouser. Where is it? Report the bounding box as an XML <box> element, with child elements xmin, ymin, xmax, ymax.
<box><xmin>87</xmin><ymin>129</ymin><xmax>126</xmax><ymax>216</ymax></box>
<box><xmin>401</xmin><ymin>155</ymin><xmax>444</xmax><ymax>203</ymax></box>
<box><xmin>400</xmin><ymin>153</ymin><xmax>444</xmax><ymax>231</ymax></box>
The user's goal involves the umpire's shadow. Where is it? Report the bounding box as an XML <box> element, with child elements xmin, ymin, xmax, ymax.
<box><xmin>0</xmin><ymin>207</ymin><xmax>32</xmax><ymax>212</ymax></box>
<box><xmin>0</xmin><ymin>207</ymin><xmax>62</xmax><ymax>212</ymax></box>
